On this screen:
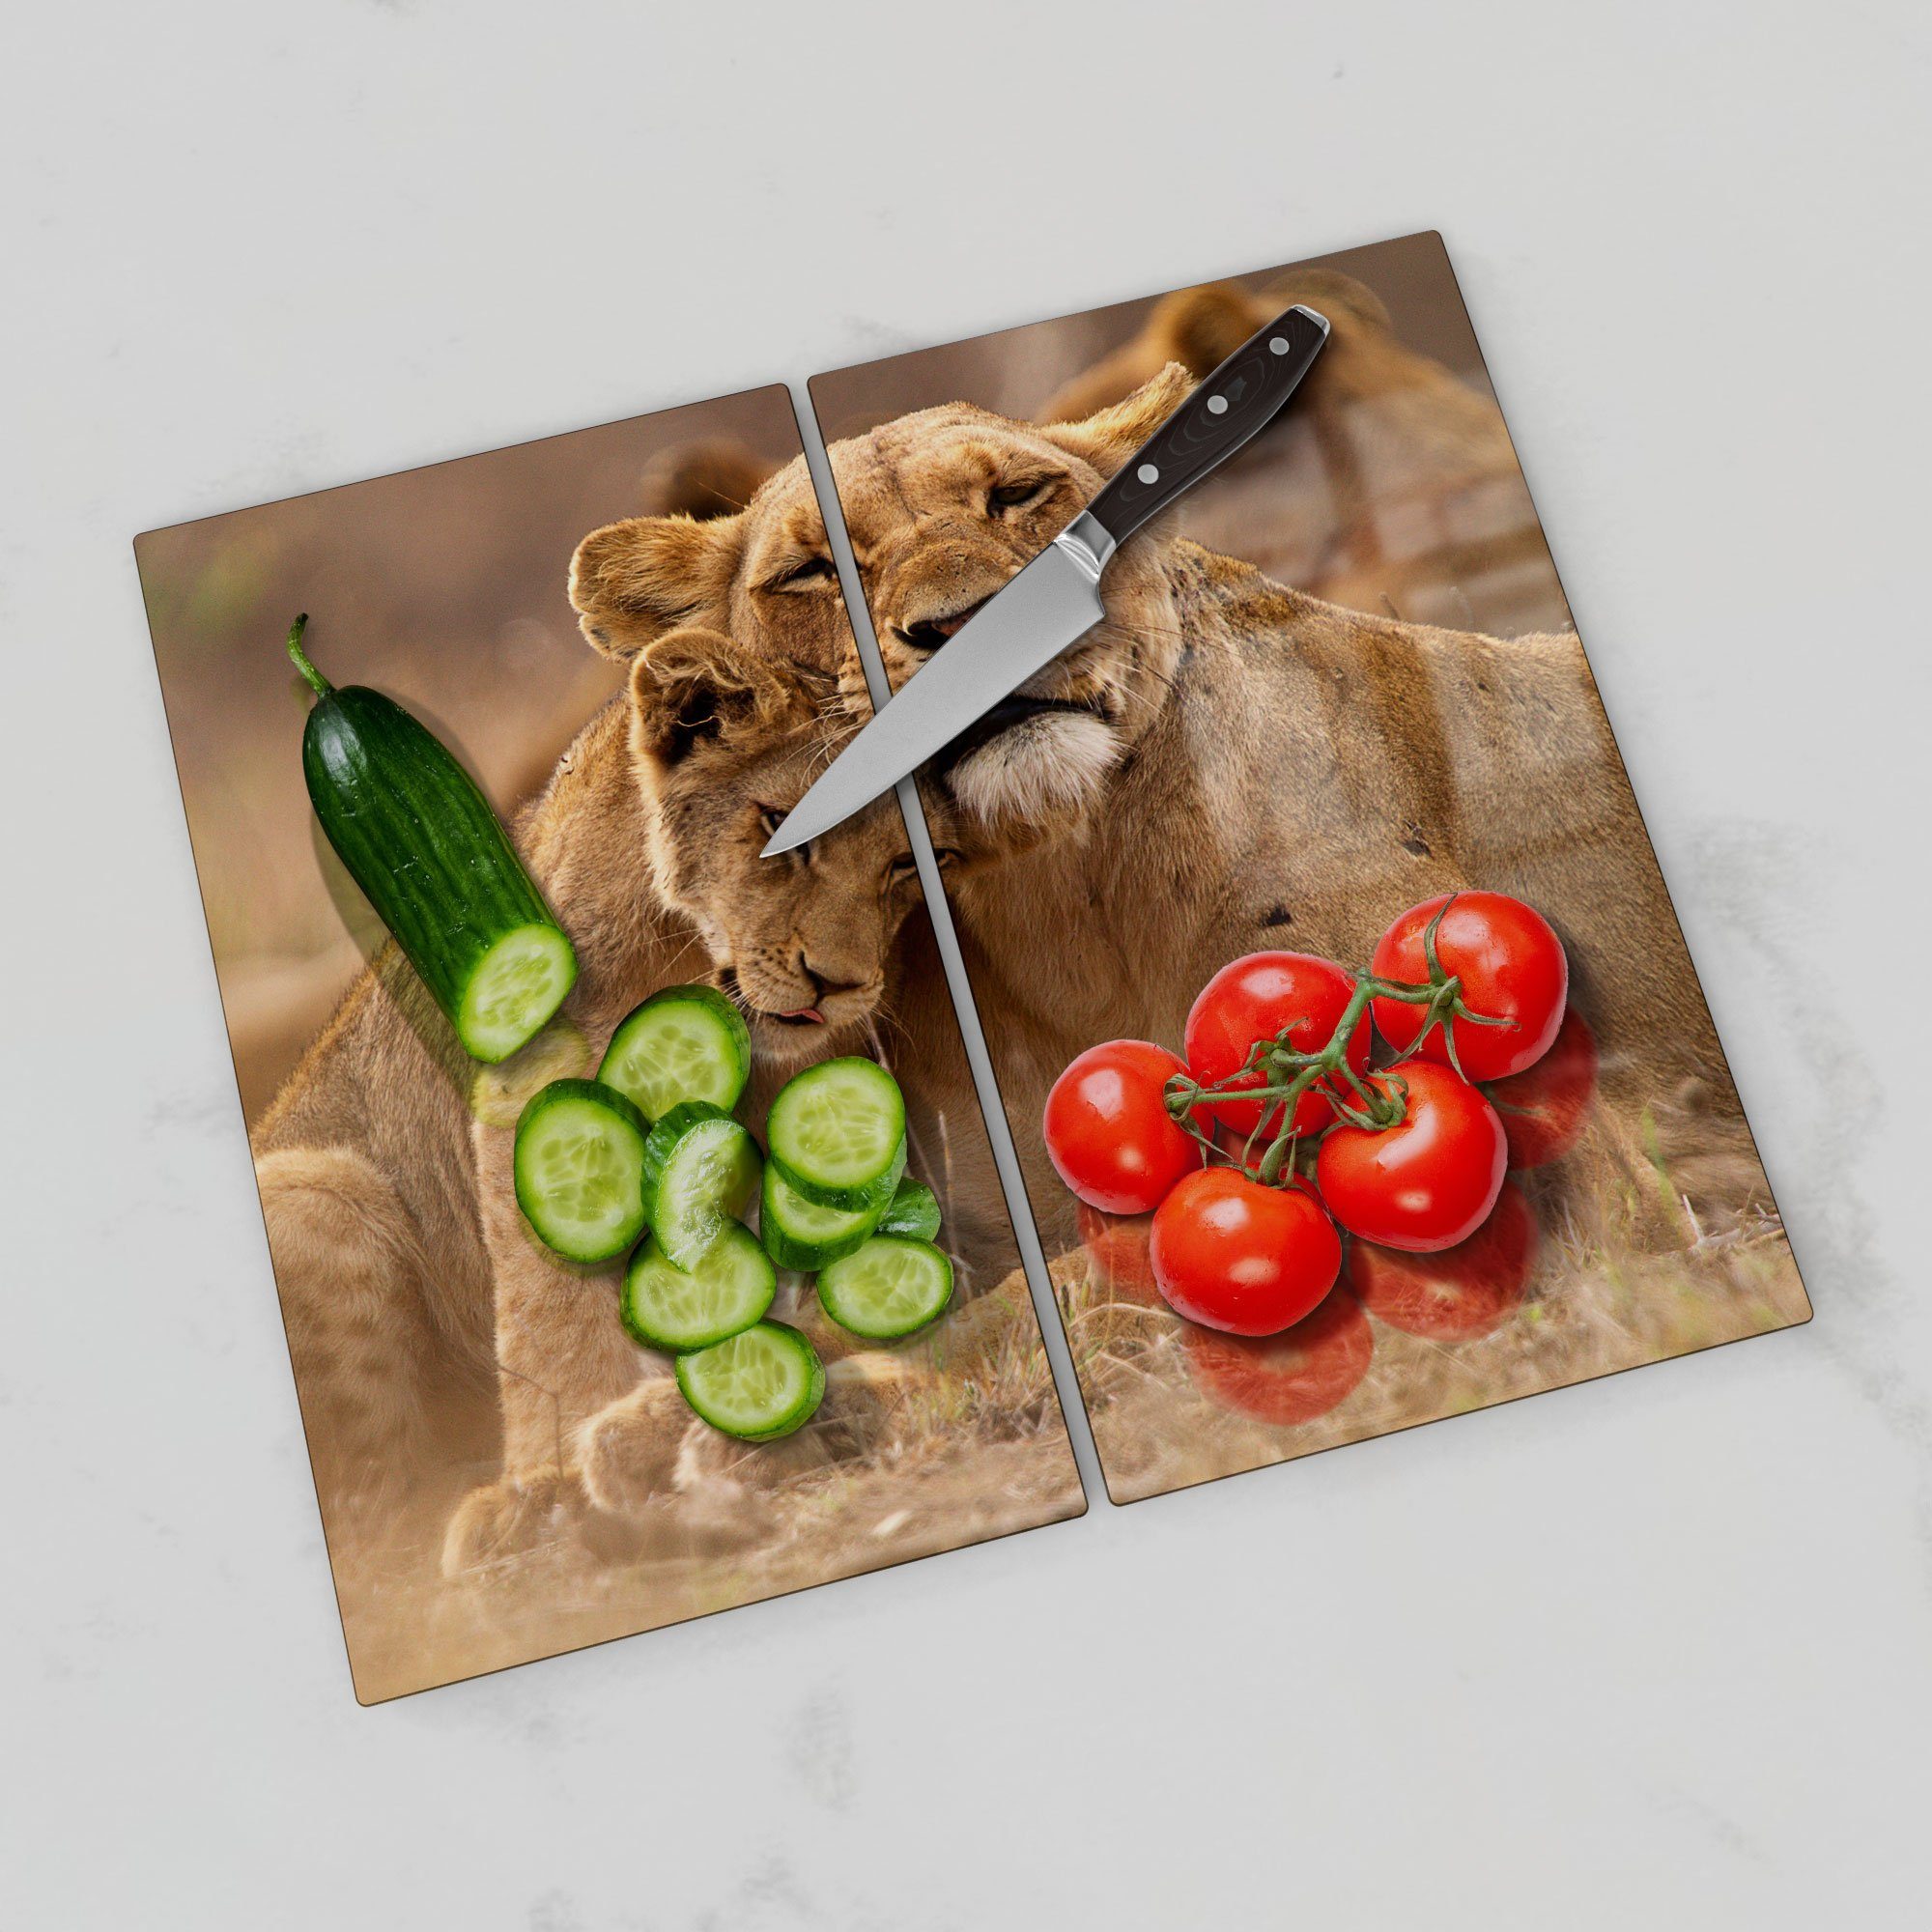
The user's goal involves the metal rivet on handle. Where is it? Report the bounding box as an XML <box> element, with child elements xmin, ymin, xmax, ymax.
<box><xmin>1208</xmin><ymin>395</ymin><xmax>1229</xmax><ymax>414</ymax></box>
<box><xmin>1269</xmin><ymin>336</ymin><xmax>1290</xmax><ymax>355</ymax></box>
<box><xmin>1137</xmin><ymin>463</ymin><xmax>1159</xmax><ymax>484</ymax></box>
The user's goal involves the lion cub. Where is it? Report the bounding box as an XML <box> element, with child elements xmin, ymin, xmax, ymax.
<box><xmin>443</xmin><ymin>463</ymin><xmax>1001</xmax><ymax>1571</ymax></box>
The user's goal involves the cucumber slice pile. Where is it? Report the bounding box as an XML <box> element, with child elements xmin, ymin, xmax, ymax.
<box><xmin>675</xmin><ymin>1321</ymin><xmax>826</xmax><ymax>1441</ymax></box>
<box><xmin>875</xmin><ymin>1178</ymin><xmax>942</xmax><ymax>1244</ymax></box>
<box><xmin>513</xmin><ymin>1078</ymin><xmax>650</xmax><ymax>1264</ymax></box>
<box><xmin>767</xmin><ymin>1057</ymin><xmax>907</xmax><ymax>1210</ymax></box>
<box><xmin>816</xmin><ymin>1236</ymin><xmax>954</xmax><ymax>1340</ymax></box>
<box><xmin>642</xmin><ymin>1101</ymin><xmax>762</xmax><ymax>1269</ymax></box>
<box><xmin>506</xmin><ymin>995</ymin><xmax>959</xmax><ymax>1438</ymax></box>
<box><xmin>622</xmin><ymin>1221</ymin><xmax>776</xmax><ymax>1352</ymax></box>
<box><xmin>598</xmin><ymin>984</ymin><xmax>751</xmax><ymax>1122</ymax></box>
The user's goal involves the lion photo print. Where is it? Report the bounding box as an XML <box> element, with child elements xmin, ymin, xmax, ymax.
<box><xmin>139</xmin><ymin>230</ymin><xmax>1808</xmax><ymax>1698</ymax></box>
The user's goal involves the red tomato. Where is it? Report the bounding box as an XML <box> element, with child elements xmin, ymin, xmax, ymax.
<box><xmin>1315</xmin><ymin>1061</ymin><xmax>1507</xmax><ymax>1253</ymax></box>
<box><xmin>1184</xmin><ymin>951</ymin><xmax>1372</xmax><ymax>1139</ymax></box>
<box><xmin>1183</xmin><ymin>1288</ymin><xmax>1373</xmax><ymax>1426</ymax></box>
<box><xmin>1486</xmin><ymin>1009</ymin><xmax>1599</xmax><ymax>1169</ymax></box>
<box><xmin>1149</xmin><ymin>1168</ymin><xmax>1342</xmax><ymax>1336</ymax></box>
<box><xmin>1347</xmin><ymin>1179</ymin><xmax>1539</xmax><ymax>1339</ymax></box>
<box><xmin>1076</xmin><ymin>1203</ymin><xmax>1161</xmax><ymax>1306</ymax></box>
<box><xmin>1371</xmin><ymin>892</ymin><xmax>1568</xmax><ymax>1081</ymax></box>
<box><xmin>1043</xmin><ymin>1039</ymin><xmax>1203</xmax><ymax>1214</ymax></box>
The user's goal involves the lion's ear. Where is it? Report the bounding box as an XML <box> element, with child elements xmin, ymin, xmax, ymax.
<box><xmin>1268</xmin><ymin>268</ymin><xmax>1390</xmax><ymax>339</ymax></box>
<box><xmin>630</xmin><ymin>626</ymin><xmax>802</xmax><ymax>768</ymax></box>
<box><xmin>1040</xmin><ymin>363</ymin><xmax>1195</xmax><ymax>478</ymax></box>
<box><xmin>638</xmin><ymin>439</ymin><xmax>779</xmax><ymax>523</ymax></box>
<box><xmin>569</xmin><ymin>513</ymin><xmax>744</xmax><ymax>661</ymax></box>
<box><xmin>1148</xmin><ymin>271</ymin><xmax>1390</xmax><ymax>366</ymax></box>
<box><xmin>1147</xmin><ymin>282</ymin><xmax>1274</xmax><ymax>375</ymax></box>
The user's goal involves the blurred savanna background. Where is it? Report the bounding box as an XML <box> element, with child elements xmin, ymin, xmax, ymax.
<box><xmin>139</xmin><ymin>385</ymin><xmax>798</xmax><ymax>1122</ymax></box>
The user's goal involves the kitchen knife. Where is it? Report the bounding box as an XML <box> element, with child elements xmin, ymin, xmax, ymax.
<box><xmin>764</xmin><ymin>301</ymin><xmax>1329</xmax><ymax>856</ymax></box>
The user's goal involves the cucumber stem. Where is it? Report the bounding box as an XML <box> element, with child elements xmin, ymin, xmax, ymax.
<box><xmin>285</xmin><ymin>613</ymin><xmax>333</xmax><ymax>699</ymax></box>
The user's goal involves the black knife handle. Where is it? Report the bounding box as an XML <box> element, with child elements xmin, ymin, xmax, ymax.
<box><xmin>1082</xmin><ymin>302</ymin><xmax>1329</xmax><ymax>552</ymax></box>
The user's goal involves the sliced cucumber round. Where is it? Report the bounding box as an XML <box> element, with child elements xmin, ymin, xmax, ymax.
<box><xmin>816</xmin><ymin>1236</ymin><xmax>954</xmax><ymax>1341</ymax></box>
<box><xmin>760</xmin><ymin>1163</ymin><xmax>885</xmax><ymax>1273</ymax></box>
<box><xmin>875</xmin><ymin>1177</ymin><xmax>942</xmax><ymax>1244</ymax></box>
<box><xmin>767</xmin><ymin>1057</ymin><xmax>907</xmax><ymax>1210</ymax></box>
<box><xmin>460</xmin><ymin>923</ymin><xmax>580</xmax><ymax>1065</ymax></box>
<box><xmin>641</xmin><ymin>1100</ymin><xmax>762</xmax><ymax>1269</ymax></box>
<box><xmin>621</xmin><ymin>1221</ymin><xmax>776</xmax><ymax>1352</ymax></box>
<box><xmin>598</xmin><ymin>983</ymin><xmax>751</xmax><ymax>1122</ymax></box>
<box><xmin>675</xmin><ymin>1321</ymin><xmax>825</xmax><ymax>1441</ymax></box>
<box><xmin>513</xmin><ymin>1078</ymin><xmax>649</xmax><ymax>1264</ymax></box>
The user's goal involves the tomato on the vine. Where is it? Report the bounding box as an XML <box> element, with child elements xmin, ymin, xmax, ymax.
<box><xmin>1149</xmin><ymin>1167</ymin><xmax>1341</xmax><ymax>1335</ymax></box>
<box><xmin>1346</xmin><ymin>1179</ymin><xmax>1538</xmax><ymax>1339</ymax></box>
<box><xmin>1486</xmin><ymin>1008</ymin><xmax>1599</xmax><ymax>1169</ymax></box>
<box><xmin>1043</xmin><ymin>1038</ymin><xmax>1204</xmax><ymax>1215</ymax></box>
<box><xmin>1315</xmin><ymin>1061</ymin><xmax>1507</xmax><ymax>1252</ymax></box>
<box><xmin>1184</xmin><ymin>951</ymin><xmax>1372</xmax><ymax>1140</ymax></box>
<box><xmin>1371</xmin><ymin>892</ymin><xmax>1568</xmax><ymax>1081</ymax></box>
<box><xmin>1182</xmin><ymin>1287</ymin><xmax>1373</xmax><ymax>1425</ymax></box>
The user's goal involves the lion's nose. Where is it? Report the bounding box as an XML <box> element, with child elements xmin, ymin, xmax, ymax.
<box><xmin>895</xmin><ymin>592</ymin><xmax>994</xmax><ymax>657</ymax></box>
<box><xmin>897</xmin><ymin>617</ymin><xmax>951</xmax><ymax>658</ymax></box>
<box><xmin>799</xmin><ymin>957</ymin><xmax>866</xmax><ymax>999</ymax></box>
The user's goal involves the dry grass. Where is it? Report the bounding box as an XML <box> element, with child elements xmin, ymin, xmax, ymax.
<box><xmin>331</xmin><ymin>1274</ymin><xmax>1082</xmax><ymax>1702</ymax></box>
<box><xmin>1058</xmin><ymin>1162</ymin><xmax>1807</xmax><ymax>1504</ymax></box>
<box><xmin>328</xmin><ymin>1142</ymin><xmax>1806</xmax><ymax>1699</ymax></box>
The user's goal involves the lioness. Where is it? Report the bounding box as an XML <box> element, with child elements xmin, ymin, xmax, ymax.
<box><xmin>592</xmin><ymin>370</ymin><xmax>1764</xmax><ymax>1254</ymax></box>
<box><xmin>1040</xmin><ymin>268</ymin><xmax>1560</xmax><ymax>637</ymax></box>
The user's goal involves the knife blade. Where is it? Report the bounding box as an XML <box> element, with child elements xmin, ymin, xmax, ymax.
<box><xmin>764</xmin><ymin>301</ymin><xmax>1330</xmax><ymax>857</ymax></box>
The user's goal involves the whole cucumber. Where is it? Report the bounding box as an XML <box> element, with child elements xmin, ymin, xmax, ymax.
<box><xmin>287</xmin><ymin>615</ymin><xmax>577</xmax><ymax>1064</ymax></box>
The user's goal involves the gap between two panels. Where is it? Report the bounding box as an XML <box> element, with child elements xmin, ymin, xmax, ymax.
<box><xmin>788</xmin><ymin>387</ymin><xmax>1109</xmax><ymax>1509</ymax></box>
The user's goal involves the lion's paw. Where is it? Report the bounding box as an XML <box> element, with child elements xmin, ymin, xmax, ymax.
<box><xmin>661</xmin><ymin>1473</ymin><xmax>782</xmax><ymax>1558</ymax></box>
<box><xmin>674</xmin><ymin>1354</ymin><xmax>908</xmax><ymax>1494</ymax></box>
<box><xmin>577</xmin><ymin>1380</ymin><xmax>690</xmax><ymax>1517</ymax></box>
<box><xmin>440</xmin><ymin>1466</ymin><xmax>587</xmax><ymax>1577</ymax></box>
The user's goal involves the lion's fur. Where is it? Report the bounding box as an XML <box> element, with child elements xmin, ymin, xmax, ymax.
<box><xmin>252</xmin><ymin>953</ymin><xmax>499</xmax><ymax>1539</ymax></box>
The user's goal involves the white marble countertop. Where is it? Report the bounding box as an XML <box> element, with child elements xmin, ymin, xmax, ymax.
<box><xmin>6</xmin><ymin>2</ymin><xmax>1928</xmax><ymax>1923</ymax></box>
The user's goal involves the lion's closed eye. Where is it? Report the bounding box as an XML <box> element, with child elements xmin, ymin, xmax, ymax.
<box><xmin>758</xmin><ymin>803</ymin><xmax>810</xmax><ymax>863</ymax></box>
<box><xmin>764</xmin><ymin>554</ymin><xmax>838</xmax><ymax>593</ymax></box>
<box><xmin>987</xmin><ymin>474</ymin><xmax>1057</xmax><ymax>516</ymax></box>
